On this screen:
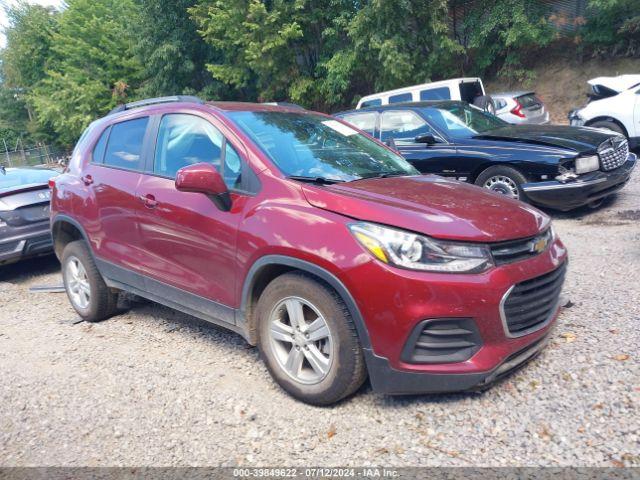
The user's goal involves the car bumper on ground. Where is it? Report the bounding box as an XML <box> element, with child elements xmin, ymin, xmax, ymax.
<box><xmin>521</xmin><ymin>154</ymin><xmax>637</xmax><ymax>211</ymax></box>
<box><xmin>0</xmin><ymin>222</ymin><xmax>53</xmax><ymax>265</ymax></box>
<box><xmin>345</xmin><ymin>236</ymin><xmax>568</xmax><ymax>395</ymax></box>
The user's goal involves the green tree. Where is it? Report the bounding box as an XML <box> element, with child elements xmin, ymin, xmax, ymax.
<box><xmin>1</xmin><ymin>2</ymin><xmax>58</xmax><ymax>89</ymax></box>
<box><xmin>190</xmin><ymin>0</ymin><xmax>361</xmax><ymax>109</ymax></box>
<box><xmin>135</xmin><ymin>0</ymin><xmax>222</xmax><ymax>97</ymax></box>
<box><xmin>449</xmin><ymin>0</ymin><xmax>553</xmax><ymax>81</ymax></box>
<box><xmin>0</xmin><ymin>85</ymin><xmax>29</xmax><ymax>147</ymax></box>
<box><xmin>29</xmin><ymin>0</ymin><xmax>144</xmax><ymax>145</ymax></box>
<box><xmin>582</xmin><ymin>0</ymin><xmax>640</xmax><ymax>56</ymax></box>
<box><xmin>0</xmin><ymin>2</ymin><xmax>59</xmax><ymax>144</ymax></box>
<box><xmin>337</xmin><ymin>0</ymin><xmax>460</xmax><ymax>101</ymax></box>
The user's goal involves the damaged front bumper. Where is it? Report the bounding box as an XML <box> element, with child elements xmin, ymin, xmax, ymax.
<box><xmin>522</xmin><ymin>153</ymin><xmax>636</xmax><ymax>211</ymax></box>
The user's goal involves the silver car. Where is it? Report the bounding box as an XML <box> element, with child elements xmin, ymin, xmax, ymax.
<box><xmin>491</xmin><ymin>91</ymin><xmax>550</xmax><ymax>125</ymax></box>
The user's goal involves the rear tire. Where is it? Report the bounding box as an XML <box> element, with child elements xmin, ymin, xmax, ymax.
<box><xmin>61</xmin><ymin>240</ymin><xmax>119</xmax><ymax>322</ymax></box>
<box><xmin>588</xmin><ymin>120</ymin><xmax>625</xmax><ymax>136</ymax></box>
<box><xmin>475</xmin><ymin>165</ymin><xmax>528</xmax><ymax>202</ymax></box>
<box><xmin>256</xmin><ymin>272</ymin><xmax>366</xmax><ymax>405</ymax></box>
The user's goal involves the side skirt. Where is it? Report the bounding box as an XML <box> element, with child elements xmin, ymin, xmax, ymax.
<box><xmin>96</xmin><ymin>258</ymin><xmax>247</xmax><ymax>340</ymax></box>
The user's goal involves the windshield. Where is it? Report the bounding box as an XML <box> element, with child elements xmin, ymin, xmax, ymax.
<box><xmin>0</xmin><ymin>168</ymin><xmax>57</xmax><ymax>193</ymax></box>
<box><xmin>422</xmin><ymin>103</ymin><xmax>507</xmax><ymax>138</ymax></box>
<box><xmin>228</xmin><ymin>111</ymin><xmax>419</xmax><ymax>181</ymax></box>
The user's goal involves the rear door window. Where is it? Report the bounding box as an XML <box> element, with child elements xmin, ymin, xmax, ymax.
<box><xmin>388</xmin><ymin>92</ymin><xmax>413</xmax><ymax>104</ymax></box>
<box><xmin>103</xmin><ymin>117</ymin><xmax>149</xmax><ymax>170</ymax></box>
<box><xmin>380</xmin><ymin>110</ymin><xmax>436</xmax><ymax>145</ymax></box>
<box><xmin>339</xmin><ymin>112</ymin><xmax>378</xmax><ymax>136</ymax></box>
<box><xmin>419</xmin><ymin>87</ymin><xmax>451</xmax><ymax>101</ymax></box>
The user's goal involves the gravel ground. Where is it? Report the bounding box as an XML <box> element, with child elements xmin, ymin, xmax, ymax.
<box><xmin>1</xmin><ymin>168</ymin><xmax>639</xmax><ymax>468</ymax></box>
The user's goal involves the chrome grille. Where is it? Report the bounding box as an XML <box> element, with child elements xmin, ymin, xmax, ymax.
<box><xmin>598</xmin><ymin>137</ymin><xmax>629</xmax><ymax>171</ymax></box>
<box><xmin>501</xmin><ymin>262</ymin><xmax>566</xmax><ymax>337</ymax></box>
<box><xmin>490</xmin><ymin>228</ymin><xmax>552</xmax><ymax>266</ymax></box>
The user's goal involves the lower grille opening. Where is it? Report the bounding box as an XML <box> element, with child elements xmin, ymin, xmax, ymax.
<box><xmin>401</xmin><ymin>318</ymin><xmax>482</xmax><ymax>364</ymax></box>
<box><xmin>501</xmin><ymin>262</ymin><xmax>566</xmax><ymax>337</ymax></box>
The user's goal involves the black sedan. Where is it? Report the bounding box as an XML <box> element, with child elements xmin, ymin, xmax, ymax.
<box><xmin>0</xmin><ymin>166</ymin><xmax>58</xmax><ymax>265</ymax></box>
<box><xmin>335</xmin><ymin>101</ymin><xmax>637</xmax><ymax>211</ymax></box>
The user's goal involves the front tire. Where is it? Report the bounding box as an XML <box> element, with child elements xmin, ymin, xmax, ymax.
<box><xmin>257</xmin><ymin>272</ymin><xmax>366</xmax><ymax>405</ymax></box>
<box><xmin>61</xmin><ymin>240</ymin><xmax>119</xmax><ymax>322</ymax></box>
<box><xmin>475</xmin><ymin>165</ymin><xmax>528</xmax><ymax>201</ymax></box>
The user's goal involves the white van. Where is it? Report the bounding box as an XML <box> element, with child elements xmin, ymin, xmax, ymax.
<box><xmin>356</xmin><ymin>77</ymin><xmax>494</xmax><ymax>112</ymax></box>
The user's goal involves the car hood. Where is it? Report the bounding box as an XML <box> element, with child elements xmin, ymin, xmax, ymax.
<box><xmin>301</xmin><ymin>175</ymin><xmax>549</xmax><ymax>242</ymax></box>
<box><xmin>473</xmin><ymin>124</ymin><xmax>615</xmax><ymax>154</ymax></box>
<box><xmin>588</xmin><ymin>75</ymin><xmax>640</xmax><ymax>92</ymax></box>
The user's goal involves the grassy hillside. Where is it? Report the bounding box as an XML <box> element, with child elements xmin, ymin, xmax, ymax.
<box><xmin>485</xmin><ymin>52</ymin><xmax>640</xmax><ymax>124</ymax></box>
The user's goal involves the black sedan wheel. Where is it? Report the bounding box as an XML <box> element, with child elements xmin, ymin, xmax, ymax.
<box><xmin>475</xmin><ymin>166</ymin><xmax>527</xmax><ymax>201</ymax></box>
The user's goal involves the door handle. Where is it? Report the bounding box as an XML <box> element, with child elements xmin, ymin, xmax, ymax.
<box><xmin>138</xmin><ymin>193</ymin><xmax>158</xmax><ymax>208</ymax></box>
<box><xmin>81</xmin><ymin>174</ymin><xmax>93</xmax><ymax>186</ymax></box>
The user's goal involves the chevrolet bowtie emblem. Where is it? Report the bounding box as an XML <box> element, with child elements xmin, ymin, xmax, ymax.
<box><xmin>531</xmin><ymin>237</ymin><xmax>548</xmax><ymax>254</ymax></box>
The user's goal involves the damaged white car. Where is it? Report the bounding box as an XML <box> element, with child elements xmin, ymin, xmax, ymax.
<box><xmin>569</xmin><ymin>74</ymin><xmax>640</xmax><ymax>148</ymax></box>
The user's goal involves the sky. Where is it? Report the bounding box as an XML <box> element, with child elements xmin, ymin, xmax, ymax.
<box><xmin>0</xmin><ymin>0</ymin><xmax>64</xmax><ymax>48</ymax></box>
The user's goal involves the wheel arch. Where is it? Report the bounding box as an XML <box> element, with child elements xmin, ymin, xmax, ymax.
<box><xmin>51</xmin><ymin>215</ymin><xmax>90</xmax><ymax>260</ymax></box>
<box><xmin>469</xmin><ymin>162</ymin><xmax>530</xmax><ymax>184</ymax></box>
<box><xmin>585</xmin><ymin>116</ymin><xmax>629</xmax><ymax>138</ymax></box>
<box><xmin>238</xmin><ymin>255</ymin><xmax>371</xmax><ymax>349</ymax></box>
<box><xmin>469</xmin><ymin>162</ymin><xmax>498</xmax><ymax>183</ymax></box>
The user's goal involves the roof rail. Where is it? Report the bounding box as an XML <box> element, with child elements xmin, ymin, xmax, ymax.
<box><xmin>262</xmin><ymin>101</ymin><xmax>305</xmax><ymax>110</ymax></box>
<box><xmin>108</xmin><ymin>95</ymin><xmax>205</xmax><ymax>115</ymax></box>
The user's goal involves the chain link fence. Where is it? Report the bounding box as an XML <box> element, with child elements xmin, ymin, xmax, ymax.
<box><xmin>1</xmin><ymin>140</ymin><xmax>71</xmax><ymax>168</ymax></box>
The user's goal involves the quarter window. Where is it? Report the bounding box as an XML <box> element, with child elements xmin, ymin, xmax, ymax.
<box><xmin>92</xmin><ymin>126</ymin><xmax>110</xmax><ymax>163</ymax></box>
<box><xmin>340</xmin><ymin>112</ymin><xmax>377</xmax><ymax>136</ymax></box>
<box><xmin>103</xmin><ymin>117</ymin><xmax>149</xmax><ymax>170</ymax></box>
<box><xmin>380</xmin><ymin>110</ymin><xmax>435</xmax><ymax>145</ymax></box>
<box><xmin>223</xmin><ymin>141</ymin><xmax>242</xmax><ymax>190</ymax></box>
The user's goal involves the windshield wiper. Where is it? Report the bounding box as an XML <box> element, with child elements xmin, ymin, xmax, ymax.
<box><xmin>350</xmin><ymin>171</ymin><xmax>412</xmax><ymax>181</ymax></box>
<box><xmin>287</xmin><ymin>175</ymin><xmax>345</xmax><ymax>185</ymax></box>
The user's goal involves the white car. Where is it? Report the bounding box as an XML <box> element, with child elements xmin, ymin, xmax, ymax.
<box><xmin>356</xmin><ymin>77</ymin><xmax>496</xmax><ymax>113</ymax></box>
<box><xmin>569</xmin><ymin>74</ymin><xmax>640</xmax><ymax>148</ymax></box>
<box><xmin>492</xmin><ymin>91</ymin><xmax>550</xmax><ymax>125</ymax></box>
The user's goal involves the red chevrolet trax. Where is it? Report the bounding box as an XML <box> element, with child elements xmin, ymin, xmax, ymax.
<box><xmin>50</xmin><ymin>96</ymin><xmax>568</xmax><ymax>405</ymax></box>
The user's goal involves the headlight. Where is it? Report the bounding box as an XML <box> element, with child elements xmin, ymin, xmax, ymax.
<box><xmin>575</xmin><ymin>155</ymin><xmax>599</xmax><ymax>174</ymax></box>
<box><xmin>349</xmin><ymin>222</ymin><xmax>493</xmax><ymax>273</ymax></box>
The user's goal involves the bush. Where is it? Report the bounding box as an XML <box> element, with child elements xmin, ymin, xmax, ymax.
<box><xmin>582</xmin><ymin>0</ymin><xmax>640</xmax><ymax>56</ymax></box>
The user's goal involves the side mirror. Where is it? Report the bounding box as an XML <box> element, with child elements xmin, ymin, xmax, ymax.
<box><xmin>175</xmin><ymin>163</ymin><xmax>231</xmax><ymax>211</ymax></box>
<box><xmin>415</xmin><ymin>133</ymin><xmax>438</xmax><ymax>145</ymax></box>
